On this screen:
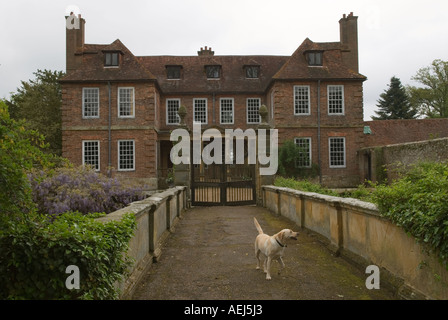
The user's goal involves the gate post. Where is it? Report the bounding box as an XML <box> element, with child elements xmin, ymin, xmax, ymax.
<box><xmin>173</xmin><ymin>105</ymin><xmax>191</xmax><ymax>207</ymax></box>
<box><xmin>256</xmin><ymin>105</ymin><xmax>275</xmax><ymax>205</ymax></box>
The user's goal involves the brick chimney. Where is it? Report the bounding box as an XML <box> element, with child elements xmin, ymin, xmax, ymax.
<box><xmin>65</xmin><ymin>13</ymin><xmax>86</xmax><ymax>73</ymax></box>
<box><xmin>339</xmin><ymin>12</ymin><xmax>359</xmax><ymax>73</ymax></box>
<box><xmin>197</xmin><ymin>46</ymin><xmax>214</xmax><ymax>56</ymax></box>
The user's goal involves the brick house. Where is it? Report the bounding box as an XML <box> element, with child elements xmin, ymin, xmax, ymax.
<box><xmin>60</xmin><ymin>12</ymin><xmax>366</xmax><ymax>193</ymax></box>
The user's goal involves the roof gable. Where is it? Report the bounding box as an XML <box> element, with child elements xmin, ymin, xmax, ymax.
<box><xmin>61</xmin><ymin>39</ymin><xmax>156</xmax><ymax>82</ymax></box>
<box><xmin>273</xmin><ymin>38</ymin><xmax>366</xmax><ymax>81</ymax></box>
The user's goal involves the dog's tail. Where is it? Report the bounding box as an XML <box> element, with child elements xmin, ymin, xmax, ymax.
<box><xmin>254</xmin><ymin>217</ymin><xmax>264</xmax><ymax>235</ymax></box>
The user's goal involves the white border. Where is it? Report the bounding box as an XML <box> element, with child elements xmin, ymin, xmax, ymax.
<box><xmin>293</xmin><ymin>85</ymin><xmax>311</xmax><ymax>115</ymax></box>
<box><xmin>246</xmin><ymin>98</ymin><xmax>261</xmax><ymax>124</ymax></box>
<box><xmin>193</xmin><ymin>98</ymin><xmax>208</xmax><ymax>125</ymax></box>
<box><xmin>294</xmin><ymin>137</ymin><xmax>312</xmax><ymax>168</ymax></box>
<box><xmin>327</xmin><ymin>85</ymin><xmax>345</xmax><ymax>115</ymax></box>
<box><xmin>117</xmin><ymin>139</ymin><xmax>135</xmax><ymax>171</ymax></box>
<box><xmin>219</xmin><ymin>98</ymin><xmax>234</xmax><ymax>124</ymax></box>
<box><xmin>328</xmin><ymin>137</ymin><xmax>346</xmax><ymax>168</ymax></box>
<box><xmin>82</xmin><ymin>140</ymin><xmax>100</xmax><ymax>171</ymax></box>
<box><xmin>118</xmin><ymin>87</ymin><xmax>135</xmax><ymax>118</ymax></box>
<box><xmin>82</xmin><ymin>87</ymin><xmax>100</xmax><ymax>119</ymax></box>
<box><xmin>166</xmin><ymin>98</ymin><xmax>181</xmax><ymax>125</ymax></box>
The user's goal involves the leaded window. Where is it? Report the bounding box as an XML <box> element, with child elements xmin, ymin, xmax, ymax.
<box><xmin>328</xmin><ymin>85</ymin><xmax>344</xmax><ymax>114</ymax></box>
<box><xmin>294</xmin><ymin>86</ymin><xmax>310</xmax><ymax>115</ymax></box>
<box><xmin>329</xmin><ymin>137</ymin><xmax>346</xmax><ymax>168</ymax></box>
<box><xmin>82</xmin><ymin>88</ymin><xmax>99</xmax><ymax>118</ymax></box>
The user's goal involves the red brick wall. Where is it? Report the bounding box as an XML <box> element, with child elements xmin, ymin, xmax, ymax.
<box><xmin>159</xmin><ymin>94</ymin><xmax>266</xmax><ymax>131</ymax></box>
<box><xmin>271</xmin><ymin>81</ymin><xmax>364</xmax><ymax>126</ymax></box>
<box><xmin>272</xmin><ymin>80</ymin><xmax>365</xmax><ymax>187</ymax></box>
<box><xmin>61</xmin><ymin>82</ymin><xmax>158</xmax><ymax>186</ymax></box>
<box><xmin>364</xmin><ymin>119</ymin><xmax>448</xmax><ymax>147</ymax></box>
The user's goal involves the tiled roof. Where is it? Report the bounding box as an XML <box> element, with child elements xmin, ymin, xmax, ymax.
<box><xmin>61</xmin><ymin>38</ymin><xmax>366</xmax><ymax>90</ymax></box>
<box><xmin>137</xmin><ymin>55</ymin><xmax>289</xmax><ymax>94</ymax></box>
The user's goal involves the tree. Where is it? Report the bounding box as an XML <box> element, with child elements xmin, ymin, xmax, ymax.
<box><xmin>372</xmin><ymin>76</ymin><xmax>417</xmax><ymax>120</ymax></box>
<box><xmin>407</xmin><ymin>59</ymin><xmax>448</xmax><ymax>118</ymax></box>
<box><xmin>0</xmin><ymin>100</ymin><xmax>53</xmax><ymax>222</ymax></box>
<box><xmin>8</xmin><ymin>69</ymin><xmax>65</xmax><ymax>155</ymax></box>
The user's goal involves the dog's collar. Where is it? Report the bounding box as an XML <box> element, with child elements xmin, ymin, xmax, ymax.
<box><xmin>275</xmin><ymin>237</ymin><xmax>286</xmax><ymax>248</ymax></box>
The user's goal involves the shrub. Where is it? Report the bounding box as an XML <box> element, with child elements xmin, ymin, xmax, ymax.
<box><xmin>0</xmin><ymin>211</ymin><xmax>136</xmax><ymax>299</ymax></box>
<box><xmin>28</xmin><ymin>165</ymin><xmax>146</xmax><ymax>216</ymax></box>
<box><xmin>278</xmin><ymin>140</ymin><xmax>319</xmax><ymax>179</ymax></box>
<box><xmin>274</xmin><ymin>176</ymin><xmax>339</xmax><ymax>196</ymax></box>
<box><xmin>372</xmin><ymin>162</ymin><xmax>448</xmax><ymax>267</ymax></box>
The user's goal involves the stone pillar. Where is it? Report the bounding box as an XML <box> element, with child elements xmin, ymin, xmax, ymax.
<box><xmin>256</xmin><ymin>105</ymin><xmax>275</xmax><ymax>205</ymax></box>
<box><xmin>173</xmin><ymin>105</ymin><xmax>191</xmax><ymax>207</ymax></box>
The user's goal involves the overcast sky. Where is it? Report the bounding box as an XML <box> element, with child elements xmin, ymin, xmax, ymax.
<box><xmin>1</xmin><ymin>0</ymin><xmax>447</xmax><ymax>120</ymax></box>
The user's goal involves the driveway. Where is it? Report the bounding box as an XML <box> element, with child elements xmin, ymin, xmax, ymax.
<box><xmin>131</xmin><ymin>205</ymin><xmax>396</xmax><ymax>300</ymax></box>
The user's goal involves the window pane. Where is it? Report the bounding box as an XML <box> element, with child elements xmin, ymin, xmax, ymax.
<box><xmin>167</xmin><ymin>99</ymin><xmax>180</xmax><ymax>124</ymax></box>
<box><xmin>206</xmin><ymin>66</ymin><xmax>220</xmax><ymax>78</ymax></box>
<box><xmin>247</xmin><ymin>98</ymin><xmax>260</xmax><ymax>123</ymax></box>
<box><xmin>308</xmin><ymin>52</ymin><xmax>322</xmax><ymax>66</ymax></box>
<box><xmin>329</xmin><ymin>137</ymin><xmax>345</xmax><ymax>167</ymax></box>
<box><xmin>105</xmin><ymin>53</ymin><xmax>111</xmax><ymax>66</ymax></box>
<box><xmin>112</xmin><ymin>53</ymin><xmax>119</xmax><ymax>66</ymax></box>
<box><xmin>83</xmin><ymin>141</ymin><xmax>100</xmax><ymax>171</ymax></box>
<box><xmin>118</xmin><ymin>140</ymin><xmax>134</xmax><ymax>171</ymax></box>
<box><xmin>315</xmin><ymin>52</ymin><xmax>322</xmax><ymax>65</ymax></box>
<box><xmin>105</xmin><ymin>52</ymin><xmax>119</xmax><ymax>66</ymax></box>
<box><xmin>194</xmin><ymin>99</ymin><xmax>207</xmax><ymax>124</ymax></box>
<box><xmin>328</xmin><ymin>85</ymin><xmax>344</xmax><ymax>114</ymax></box>
<box><xmin>246</xmin><ymin>66</ymin><xmax>259</xmax><ymax>78</ymax></box>
<box><xmin>83</xmin><ymin>88</ymin><xmax>99</xmax><ymax>118</ymax></box>
<box><xmin>167</xmin><ymin>66</ymin><xmax>181</xmax><ymax>79</ymax></box>
<box><xmin>295</xmin><ymin>138</ymin><xmax>311</xmax><ymax>168</ymax></box>
<box><xmin>220</xmin><ymin>99</ymin><xmax>233</xmax><ymax>124</ymax></box>
<box><xmin>294</xmin><ymin>86</ymin><xmax>310</xmax><ymax>114</ymax></box>
<box><xmin>119</xmin><ymin>88</ymin><xmax>134</xmax><ymax>117</ymax></box>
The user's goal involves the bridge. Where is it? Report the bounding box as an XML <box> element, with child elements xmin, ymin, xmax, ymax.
<box><xmin>130</xmin><ymin>205</ymin><xmax>395</xmax><ymax>300</ymax></box>
<box><xmin>101</xmin><ymin>186</ymin><xmax>447</xmax><ymax>301</ymax></box>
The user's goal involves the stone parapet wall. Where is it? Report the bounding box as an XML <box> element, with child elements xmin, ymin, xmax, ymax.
<box><xmin>262</xmin><ymin>185</ymin><xmax>448</xmax><ymax>299</ymax></box>
<box><xmin>97</xmin><ymin>186</ymin><xmax>187</xmax><ymax>299</ymax></box>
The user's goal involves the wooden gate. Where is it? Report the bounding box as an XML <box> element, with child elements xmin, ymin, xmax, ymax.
<box><xmin>191</xmin><ymin>162</ymin><xmax>256</xmax><ymax>206</ymax></box>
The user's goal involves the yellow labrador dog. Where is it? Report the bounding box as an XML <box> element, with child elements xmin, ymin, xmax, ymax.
<box><xmin>254</xmin><ymin>217</ymin><xmax>299</xmax><ymax>280</ymax></box>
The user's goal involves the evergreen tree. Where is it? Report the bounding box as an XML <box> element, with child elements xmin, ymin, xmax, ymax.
<box><xmin>372</xmin><ymin>76</ymin><xmax>417</xmax><ymax>120</ymax></box>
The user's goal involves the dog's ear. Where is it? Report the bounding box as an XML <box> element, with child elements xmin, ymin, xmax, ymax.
<box><xmin>278</xmin><ymin>230</ymin><xmax>285</xmax><ymax>242</ymax></box>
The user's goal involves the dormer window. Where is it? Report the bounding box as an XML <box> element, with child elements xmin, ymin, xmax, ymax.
<box><xmin>245</xmin><ymin>66</ymin><xmax>260</xmax><ymax>79</ymax></box>
<box><xmin>104</xmin><ymin>52</ymin><xmax>119</xmax><ymax>67</ymax></box>
<box><xmin>205</xmin><ymin>65</ymin><xmax>221</xmax><ymax>79</ymax></box>
<box><xmin>307</xmin><ymin>52</ymin><xmax>323</xmax><ymax>66</ymax></box>
<box><xmin>166</xmin><ymin>65</ymin><xmax>182</xmax><ymax>79</ymax></box>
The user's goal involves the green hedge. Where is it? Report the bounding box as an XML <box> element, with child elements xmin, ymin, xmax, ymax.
<box><xmin>275</xmin><ymin>163</ymin><xmax>448</xmax><ymax>269</ymax></box>
<box><xmin>274</xmin><ymin>176</ymin><xmax>339</xmax><ymax>196</ymax></box>
<box><xmin>0</xmin><ymin>212</ymin><xmax>136</xmax><ymax>299</ymax></box>
<box><xmin>372</xmin><ymin>162</ymin><xmax>448</xmax><ymax>268</ymax></box>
